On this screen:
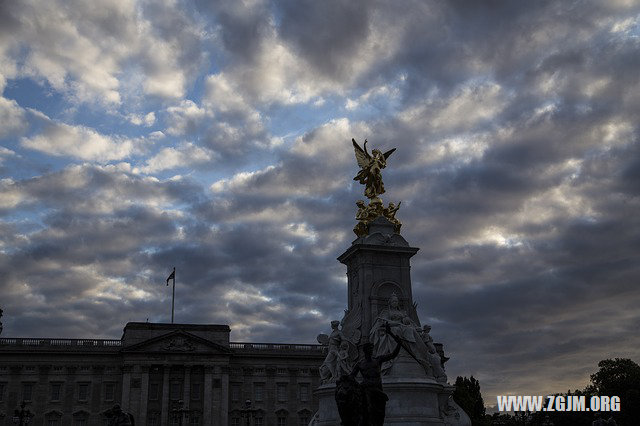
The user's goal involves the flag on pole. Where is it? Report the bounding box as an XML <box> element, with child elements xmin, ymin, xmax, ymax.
<box><xmin>166</xmin><ymin>267</ymin><xmax>175</xmax><ymax>286</ymax></box>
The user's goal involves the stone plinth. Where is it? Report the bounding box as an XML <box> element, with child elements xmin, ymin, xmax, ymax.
<box><xmin>314</xmin><ymin>376</ymin><xmax>470</xmax><ymax>426</ymax></box>
<box><xmin>338</xmin><ymin>217</ymin><xmax>420</xmax><ymax>340</ymax></box>
<box><xmin>314</xmin><ymin>348</ymin><xmax>470</xmax><ymax>425</ymax></box>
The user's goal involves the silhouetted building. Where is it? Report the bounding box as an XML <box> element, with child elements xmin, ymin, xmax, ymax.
<box><xmin>0</xmin><ymin>322</ymin><xmax>324</xmax><ymax>426</ymax></box>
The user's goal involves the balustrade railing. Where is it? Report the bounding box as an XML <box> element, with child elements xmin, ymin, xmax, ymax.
<box><xmin>229</xmin><ymin>342</ymin><xmax>323</xmax><ymax>352</ymax></box>
<box><xmin>0</xmin><ymin>338</ymin><xmax>322</xmax><ymax>352</ymax></box>
<box><xmin>0</xmin><ymin>337</ymin><xmax>122</xmax><ymax>347</ymax></box>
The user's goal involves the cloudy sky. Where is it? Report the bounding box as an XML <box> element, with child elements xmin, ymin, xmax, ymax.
<box><xmin>1</xmin><ymin>0</ymin><xmax>639</xmax><ymax>402</ymax></box>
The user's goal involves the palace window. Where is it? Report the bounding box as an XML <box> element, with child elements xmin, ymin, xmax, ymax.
<box><xmin>147</xmin><ymin>412</ymin><xmax>160</xmax><ymax>426</ymax></box>
<box><xmin>149</xmin><ymin>383</ymin><xmax>160</xmax><ymax>400</ymax></box>
<box><xmin>277</xmin><ymin>383</ymin><xmax>288</xmax><ymax>402</ymax></box>
<box><xmin>231</xmin><ymin>383</ymin><xmax>241</xmax><ymax>402</ymax></box>
<box><xmin>105</xmin><ymin>382</ymin><xmax>116</xmax><ymax>401</ymax></box>
<box><xmin>78</xmin><ymin>382</ymin><xmax>89</xmax><ymax>401</ymax></box>
<box><xmin>45</xmin><ymin>411</ymin><xmax>62</xmax><ymax>426</ymax></box>
<box><xmin>22</xmin><ymin>382</ymin><xmax>34</xmax><ymax>401</ymax></box>
<box><xmin>191</xmin><ymin>382</ymin><xmax>201</xmax><ymax>400</ymax></box>
<box><xmin>50</xmin><ymin>382</ymin><xmax>62</xmax><ymax>401</ymax></box>
<box><xmin>254</xmin><ymin>383</ymin><xmax>264</xmax><ymax>402</ymax></box>
<box><xmin>73</xmin><ymin>410</ymin><xmax>89</xmax><ymax>426</ymax></box>
<box><xmin>169</xmin><ymin>381</ymin><xmax>181</xmax><ymax>400</ymax></box>
<box><xmin>299</xmin><ymin>384</ymin><xmax>309</xmax><ymax>402</ymax></box>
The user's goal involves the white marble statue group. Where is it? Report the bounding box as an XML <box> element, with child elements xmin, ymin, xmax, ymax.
<box><xmin>318</xmin><ymin>293</ymin><xmax>447</xmax><ymax>383</ymax></box>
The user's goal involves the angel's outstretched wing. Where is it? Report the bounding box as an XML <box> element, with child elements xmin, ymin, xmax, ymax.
<box><xmin>340</xmin><ymin>304</ymin><xmax>362</xmax><ymax>344</ymax></box>
<box><xmin>352</xmin><ymin>138</ymin><xmax>371</xmax><ymax>169</ymax></box>
<box><xmin>382</xmin><ymin>148</ymin><xmax>396</xmax><ymax>160</ymax></box>
<box><xmin>317</xmin><ymin>333</ymin><xmax>329</xmax><ymax>345</ymax></box>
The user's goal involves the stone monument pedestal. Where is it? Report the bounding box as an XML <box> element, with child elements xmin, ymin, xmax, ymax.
<box><xmin>315</xmin><ymin>348</ymin><xmax>470</xmax><ymax>425</ymax></box>
<box><xmin>315</xmin><ymin>377</ymin><xmax>470</xmax><ymax>426</ymax></box>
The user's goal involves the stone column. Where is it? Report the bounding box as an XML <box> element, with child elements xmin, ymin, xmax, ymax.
<box><xmin>139</xmin><ymin>365</ymin><xmax>149</xmax><ymax>425</ymax></box>
<box><xmin>183</xmin><ymin>365</ymin><xmax>191</xmax><ymax>408</ymax></box>
<box><xmin>220</xmin><ymin>366</ymin><xmax>229</xmax><ymax>426</ymax></box>
<box><xmin>121</xmin><ymin>365</ymin><xmax>132</xmax><ymax>411</ymax></box>
<box><xmin>161</xmin><ymin>365</ymin><xmax>170</xmax><ymax>426</ymax></box>
<box><xmin>203</xmin><ymin>366</ymin><xmax>214</xmax><ymax>426</ymax></box>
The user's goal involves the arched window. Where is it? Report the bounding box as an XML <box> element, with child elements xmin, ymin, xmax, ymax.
<box><xmin>297</xmin><ymin>408</ymin><xmax>312</xmax><ymax>426</ymax></box>
<box><xmin>253</xmin><ymin>408</ymin><xmax>265</xmax><ymax>426</ymax></box>
<box><xmin>229</xmin><ymin>409</ymin><xmax>241</xmax><ymax>426</ymax></box>
<box><xmin>275</xmin><ymin>408</ymin><xmax>288</xmax><ymax>426</ymax></box>
<box><xmin>188</xmin><ymin>411</ymin><xmax>200</xmax><ymax>425</ymax></box>
<box><xmin>44</xmin><ymin>410</ymin><xmax>63</xmax><ymax>426</ymax></box>
<box><xmin>147</xmin><ymin>411</ymin><xmax>160</xmax><ymax>426</ymax></box>
<box><xmin>73</xmin><ymin>409</ymin><xmax>90</xmax><ymax>426</ymax></box>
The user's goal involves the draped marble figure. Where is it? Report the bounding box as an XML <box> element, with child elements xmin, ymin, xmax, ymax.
<box><xmin>420</xmin><ymin>324</ymin><xmax>447</xmax><ymax>382</ymax></box>
<box><xmin>369</xmin><ymin>293</ymin><xmax>433</xmax><ymax>376</ymax></box>
<box><xmin>318</xmin><ymin>312</ymin><xmax>360</xmax><ymax>383</ymax></box>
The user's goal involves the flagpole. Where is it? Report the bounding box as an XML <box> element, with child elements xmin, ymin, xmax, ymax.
<box><xmin>171</xmin><ymin>267</ymin><xmax>175</xmax><ymax>324</ymax></box>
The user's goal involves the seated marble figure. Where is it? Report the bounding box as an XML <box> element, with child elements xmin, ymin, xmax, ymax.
<box><xmin>369</xmin><ymin>293</ymin><xmax>435</xmax><ymax>377</ymax></box>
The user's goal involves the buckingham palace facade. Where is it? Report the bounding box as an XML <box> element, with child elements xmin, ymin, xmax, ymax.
<box><xmin>0</xmin><ymin>322</ymin><xmax>325</xmax><ymax>426</ymax></box>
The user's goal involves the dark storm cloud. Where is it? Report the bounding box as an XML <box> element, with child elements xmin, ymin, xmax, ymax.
<box><xmin>197</xmin><ymin>0</ymin><xmax>271</xmax><ymax>63</ymax></box>
<box><xmin>277</xmin><ymin>0</ymin><xmax>372</xmax><ymax>80</ymax></box>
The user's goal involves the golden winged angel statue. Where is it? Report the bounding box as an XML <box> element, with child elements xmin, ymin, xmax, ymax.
<box><xmin>352</xmin><ymin>138</ymin><xmax>396</xmax><ymax>199</ymax></box>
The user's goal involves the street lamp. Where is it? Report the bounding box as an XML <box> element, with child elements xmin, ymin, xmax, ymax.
<box><xmin>170</xmin><ymin>400</ymin><xmax>190</xmax><ymax>426</ymax></box>
<box><xmin>12</xmin><ymin>401</ymin><xmax>33</xmax><ymax>425</ymax></box>
<box><xmin>239</xmin><ymin>399</ymin><xmax>257</xmax><ymax>426</ymax></box>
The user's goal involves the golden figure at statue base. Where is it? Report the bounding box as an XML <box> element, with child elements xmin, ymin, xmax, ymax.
<box><xmin>353</xmin><ymin>198</ymin><xmax>402</xmax><ymax>237</ymax></box>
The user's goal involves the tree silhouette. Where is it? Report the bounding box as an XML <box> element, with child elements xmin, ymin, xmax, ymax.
<box><xmin>454</xmin><ymin>376</ymin><xmax>487</xmax><ymax>425</ymax></box>
<box><xmin>588</xmin><ymin>358</ymin><xmax>640</xmax><ymax>426</ymax></box>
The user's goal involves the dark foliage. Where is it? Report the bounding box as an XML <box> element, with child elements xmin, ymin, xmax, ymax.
<box><xmin>454</xmin><ymin>376</ymin><xmax>487</xmax><ymax>425</ymax></box>
<box><xmin>588</xmin><ymin>358</ymin><xmax>640</xmax><ymax>426</ymax></box>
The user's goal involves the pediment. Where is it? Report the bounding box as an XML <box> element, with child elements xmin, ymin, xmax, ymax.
<box><xmin>122</xmin><ymin>330</ymin><xmax>231</xmax><ymax>354</ymax></box>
